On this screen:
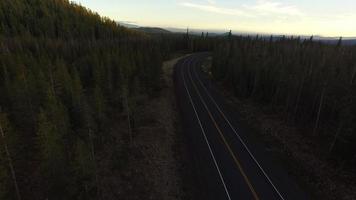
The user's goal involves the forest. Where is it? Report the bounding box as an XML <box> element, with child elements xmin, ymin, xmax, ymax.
<box><xmin>1</xmin><ymin>0</ymin><xmax>355</xmax><ymax>199</ymax></box>
<box><xmin>212</xmin><ymin>35</ymin><xmax>356</xmax><ymax>171</ymax></box>
<box><xmin>0</xmin><ymin>0</ymin><xmax>182</xmax><ymax>199</ymax></box>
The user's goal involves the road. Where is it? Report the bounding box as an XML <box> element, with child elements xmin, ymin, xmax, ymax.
<box><xmin>174</xmin><ymin>53</ymin><xmax>309</xmax><ymax>200</ymax></box>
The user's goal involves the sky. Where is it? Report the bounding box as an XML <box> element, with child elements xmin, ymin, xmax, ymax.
<box><xmin>72</xmin><ymin>0</ymin><xmax>356</xmax><ymax>37</ymax></box>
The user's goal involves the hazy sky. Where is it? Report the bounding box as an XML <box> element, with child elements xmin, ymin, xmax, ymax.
<box><xmin>72</xmin><ymin>0</ymin><xmax>356</xmax><ymax>37</ymax></box>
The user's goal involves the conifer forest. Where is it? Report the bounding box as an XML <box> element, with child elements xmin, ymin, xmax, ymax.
<box><xmin>0</xmin><ymin>0</ymin><xmax>355</xmax><ymax>199</ymax></box>
<box><xmin>212</xmin><ymin>35</ymin><xmax>356</xmax><ymax>166</ymax></box>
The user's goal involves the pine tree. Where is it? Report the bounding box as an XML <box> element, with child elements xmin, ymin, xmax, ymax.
<box><xmin>0</xmin><ymin>111</ymin><xmax>21</xmax><ymax>200</ymax></box>
<box><xmin>37</xmin><ymin>89</ymin><xmax>72</xmax><ymax>199</ymax></box>
<box><xmin>73</xmin><ymin>138</ymin><xmax>96</xmax><ymax>199</ymax></box>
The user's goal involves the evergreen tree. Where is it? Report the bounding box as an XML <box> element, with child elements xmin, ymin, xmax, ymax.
<box><xmin>0</xmin><ymin>111</ymin><xmax>21</xmax><ymax>200</ymax></box>
<box><xmin>37</xmin><ymin>89</ymin><xmax>72</xmax><ymax>199</ymax></box>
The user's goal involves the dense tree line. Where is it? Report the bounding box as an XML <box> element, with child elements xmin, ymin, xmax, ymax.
<box><xmin>0</xmin><ymin>0</ymin><xmax>137</xmax><ymax>39</ymax></box>
<box><xmin>0</xmin><ymin>0</ymin><xmax>169</xmax><ymax>199</ymax></box>
<box><xmin>212</xmin><ymin>35</ymin><xmax>356</xmax><ymax>168</ymax></box>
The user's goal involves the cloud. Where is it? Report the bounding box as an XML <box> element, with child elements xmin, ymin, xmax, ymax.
<box><xmin>206</xmin><ymin>0</ymin><xmax>215</xmax><ymax>5</ymax></box>
<box><xmin>179</xmin><ymin>2</ymin><xmax>254</xmax><ymax>18</ymax></box>
<box><xmin>244</xmin><ymin>0</ymin><xmax>304</xmax><ymax>16</ymax></box>
<box><xmin>179</xmin><ymin>0</ymin><xmax>305</xmax><ymax>18</ymax></box>
<box><xmin>178</xmin><ymin>0</ymin><xmax>356</xmax><ymax>36</ymax></box>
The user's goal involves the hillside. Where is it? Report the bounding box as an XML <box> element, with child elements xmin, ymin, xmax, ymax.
<box><xmin>0</xmin><ymin>0</ymin><xmax>169</xmax><ymax>199</ymax></box>
<box><xmin>0</xmin><ymin>0</ymin><xmax>140</xmax><ymax>39</ymax></box>
<box><xmin>134</xmin><ymin>27</ymin><xmax>171</xmax><ymax>34</ymax></box>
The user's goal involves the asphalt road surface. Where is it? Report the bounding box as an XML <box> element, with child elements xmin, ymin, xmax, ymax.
<box><xmin>174</xmin><ymin>53</ymin><xmax>309</xmax><ymax>200</ymax></box>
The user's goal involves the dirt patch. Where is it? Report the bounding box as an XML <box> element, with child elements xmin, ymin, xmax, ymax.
<box><xmin>203</xmin><ymin>57</ymin><xmax>356</xmax><ymax>200</ymax></box>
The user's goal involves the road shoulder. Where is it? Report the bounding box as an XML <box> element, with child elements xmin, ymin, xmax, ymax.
<box><xmin>130</xmin><ymin>54</ymin><xmax>196</xmax><ymax>199</ymax></box>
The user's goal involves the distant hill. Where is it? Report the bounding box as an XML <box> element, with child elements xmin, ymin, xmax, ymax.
<box><xmin>314</xmin><ymin>37</ymin><xmax>356</xmax><ymax>46</ymax></box>
<box><xmin>165</xmin><ymin>27</ymin><xmax>227</xmax><ymax>36</ymax></box>
<box><xmin>118</xmin><ymin>21</ymin><xmax>140</xmax><ymax>28</ymax></box>
<box><xmin>134</xmin><ymin>27</ymin><xmax>171</xmax><ymax>34</ymax></box>
<box><xmin>241</xmin><ymin>34</ymin><xmax>356</xmax><ymax>46</ymax></box>
<box><xmin>340</xmin><ymin>39</ymin><xmax>356</xmax><ymax>46</ymax></box>
<box><xmin>117</xmin><ymin>22</ymin><xmax>171</xmax><ymax>34</ymax></box>
<box><xmin>117</xmin><ymin>22</ymin><xmax>356</xmax><ymax>45</ymax></box>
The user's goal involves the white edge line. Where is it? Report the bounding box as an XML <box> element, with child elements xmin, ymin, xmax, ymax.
<box><xmin>180</xmin><ymin>57</ymin><xmax>232</xmax><ymax>200</ymax></box>
<box><xmin>192</xmin><ymin>55</ymin><xmax>286</xmax><ymax>200</ymax></box>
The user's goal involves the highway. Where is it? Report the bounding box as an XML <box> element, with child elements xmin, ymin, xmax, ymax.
<box><xmin>174</xmin><ymin>53</ymin><xmax>308</xmax><ymax>200</ymax></box>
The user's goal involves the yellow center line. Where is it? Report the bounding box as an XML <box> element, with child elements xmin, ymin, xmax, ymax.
<box><xmin>186</xmin><ymin>58</ymin><xmax>260</xmax><ymax>200</ymax></box>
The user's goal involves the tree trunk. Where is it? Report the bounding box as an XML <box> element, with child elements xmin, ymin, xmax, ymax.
<box><xmin>351</xmin><ymin>65</ymin><xmax>356</xmax><ymax>84</ymax></box>
<box><xmin>0</xmin><ymin>121</ymin><xmax>21</xmax><ymax>200</ymax></box>
<box><xmin>285</xmin><ymin>89</ymin><xmax>293</xmax><ymax>121</ymax></box>
<box><xmin>49</xmin><ymin>68</ymin><xmax>56</xmax><ymax>95</ymax></box>
<box><xmin>124</xmin><ymin>92</ymin><xmax>133</xmax><ymax>146</ymax></box>
<box><xmin>270</xmin><ymin>85</ymin><xmax>280</xmax><ymax>108</ymax></box>
<box><xmin>23</xmin><ymin>74</ymin><xmax>36</xmax><ymax>124</ymax></box>
<box><xmin>88</xmin><ymin>127</ymin><xmax>101</xmax><ymax>200</ymax></box>
<box><xmin>329</xmin><ymin>123</ymin><xmax>342</xmax><ymax>154</ymax></box>
<box><xmin>313</xmin><ymin>86</ymin><xmax>326</xmax><ymax>136</ymax></box>
<box><xmin>250</xmin><ymin>72</ymin><xmax>259</xmax><ymax>98</ymax></box>
<box><xmin>293</xmin><ymin>76</ymin><xmax>306</xmax><ymax>122</ymax></box>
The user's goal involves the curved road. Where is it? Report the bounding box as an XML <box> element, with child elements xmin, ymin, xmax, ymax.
<box><xmin>174</xmin><ymin>53</ymin><xmax>308</xmax><ymax>200</ymax></box>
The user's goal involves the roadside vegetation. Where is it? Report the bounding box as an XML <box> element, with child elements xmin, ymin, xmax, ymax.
<box><xmin>210</xmin><ymin>34</ymin><xmax>356</xmax><ymax>199</ymax></box>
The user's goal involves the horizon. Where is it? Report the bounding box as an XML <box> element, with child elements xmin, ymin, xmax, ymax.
<box><xmin>123</xmin><ymin>24</ymin><xmax>356</xmax><ymax>40</ymax></box>
<box><xmin>72</xmin><ymin>0</ymin><xmax>356</xmax><ymax>37</ymax></box>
